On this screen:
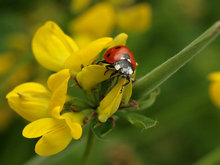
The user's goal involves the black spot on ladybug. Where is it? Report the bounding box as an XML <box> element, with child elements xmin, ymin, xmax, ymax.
<box><xmin>106</xmin><ymin>53</ymin><xmax>111</xmax><ymax>57</ymax></box>
<box><xmin>122</xmin><ymin>53</ymin><xmax>130</xmax><ymax>59</ymax></box>
<box><xmin>115</xmin><ymin>46</ymin><xmax>121</xmax><ymax>49</ymax></box>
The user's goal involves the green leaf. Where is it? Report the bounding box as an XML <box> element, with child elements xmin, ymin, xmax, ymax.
<box><xmin>133</xmin><ymin>21</ymin><xmax>220</xmax><ymax>100</ymax></box>
<box><xmin>85</xmin><ymin>89</ymin><xmax>100</xmax><ymax>107</ymax></box>
<box><xmin>90</xmin><ymin>118</ymin><xmax>113</xmax><ymax>139</ymax></box>
<box><xmin>69</xmin><ymin>97</ymin><xmax>93</xmax><ymax>111</ymax></box>
<box><xmin>117</xmin><ymin>111</ymin><xmax>157</xmax><ymax>129</ymax></box>
<box><xmin>137</xmin><ymin>89</ymin><xmax>160</xmax><ymax>110</ymax></box>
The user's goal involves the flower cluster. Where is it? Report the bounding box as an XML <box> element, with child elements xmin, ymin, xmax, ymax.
<box><xmin>6</xmin><ymin>21</ymin><xmax>135</xmax><ymax>156</ymax></box>
<box><xmin>69</xmin><ymin>0</ymin><xmax>151</xmax><ymax>47</ymax></box>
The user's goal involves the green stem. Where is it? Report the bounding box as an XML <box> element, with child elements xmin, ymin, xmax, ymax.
<box><xmin>132</xmin><ymin>21</ymin><xmax>220</xmax><ymax>100</ymax></box>
<box><xmin>81</xmin><ymin>128</ymin><xmax>96</xmax><ymax>165</ymax></box>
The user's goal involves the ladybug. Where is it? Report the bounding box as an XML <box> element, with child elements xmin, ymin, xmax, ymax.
<box><xmin>100</xmin><ymin>45</ymin><xmax>136</xmax><ymax>88</ymax></box>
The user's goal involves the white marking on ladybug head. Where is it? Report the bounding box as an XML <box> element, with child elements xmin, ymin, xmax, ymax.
<box><xmin>114</xmin><ymin>64</ymin><xmax>121</xmax><ymax>70</ymax></box>
<box><xmin>120</xmin><ymin>57</ymin><xmax>131</xmax><ymax>63</ymax></box>
<box><xmin>121</xmin><ymin>66</ymin><xmax>133</xmax><ymax>75</ymax></box>
<box><xmin>128</xmin><ymin>67</ymin><xmax>133</xmax><ymax>74</ymax></box>
<box><xmin>113</xmin><ymin>60</ymin><xmax>134</xmax><ymax>75</ymax></box>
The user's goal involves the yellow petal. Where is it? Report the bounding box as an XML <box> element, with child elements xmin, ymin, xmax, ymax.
<box><xmin>77</xmin><ymin>65</ymin><xmax>114</xmax><ymax>90</ymax></box>
<box><xmin>117</xmin><ymin>3</ymin><xmax>152</xmax><ymax>32</ymax></box>
<box><xmin>47</xmin><ymin>69</ymin><xmax>70</xmax><ymax>114</ymax></box>
<box><xmin>69</xmin><ymin>2</ymin><xmax>115</xmax><ymax>38</ymax></box>
<box><xmin>70</xmin><ymin>0</ymin><xmax>91</xmax><ymax>13</ymax></box>
<box><xmin>65</xmin><ymin>37</ymin><xmax>113</xmax><ymax>75</ymax></box>
<box><xmin>64</xmin><ymin>118</ymin><xmax>82</xmax><ymax>139</ymax></box>
<box><xmin>22</xmin><ymin>118</ymin><xmax>65</xmax><ymax>138</ymax></box>
<box><xmin>6</xmin><ymin>82</ymin><xmax>51</xmax><ymax>121</ymax></box>
<box><xmin>67</xmin><ymin>122</ymin><xmax>82</xmax><ymax>140</ymax></box>
<box><xmin>32</xmin><ymin>21</ymin><xmax>79</xmax><ymax>72</ymax></box>
<box><xmin>108</xmin><ymin>33</ymin><xmax>128</xmax><ymax>48</ymax></box>
<box><xmin>62</xmin><ymin>112</ymin><xmax>85</xmax><ymax>125</ymax></box>
<box><xmin>35</xmin><ymin>127</ymin><xmax>72</xmax><ymax>156</ymax></box>
<box><xmin>73</xmin><ymin>34</ymin><xmax>94</xmax><ymax>48</ymax></box>
<box><xmin>62</xmin><ymin>112</ymin><xmax>84</xmax><ymax>139</ymax></box>
<box><xmin>209</xmin><ymin>82</ymin><xmax>220</xmax><ymax>108</ymax></box>
<box><xmin>47</xmin><ymin>69</ymin><xmax>70</xmax><ymax>91</ymax></box>
<box><xmin>50</xmin><ymin>106</ymin><xmax>64</xmax><ymax>119</ymax></box>
<box><xmin>121</xmin><ymin>81</ymin><xmax>132</xmax><ymax>104</ymax></box>
<box><xmin>208</xmin><ymin>72</ymin><xmax>220</xmax><ymax>82</ymax></box>
<box><xmin>98</xmin><ymin>78</ymin><xmax>126</xmax><ymax>122</ymax></box>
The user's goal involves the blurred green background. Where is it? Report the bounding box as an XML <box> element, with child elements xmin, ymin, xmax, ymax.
<box><xmin>0</xmin><ymin>0</ymin><xmax>220</xmax><ymax>164</ymax></box>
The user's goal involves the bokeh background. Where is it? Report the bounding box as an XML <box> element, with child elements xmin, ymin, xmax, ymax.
<box><xmin>0</xmin><ymin>0</ymin><xmax>220</xmax><ymax>164</ymax></box>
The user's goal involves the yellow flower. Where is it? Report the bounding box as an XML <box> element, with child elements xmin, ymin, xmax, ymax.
<box><xmin>76</xmin><ymin>33</ymin><xmax>128</xmax><ymax>90</ymax></box>
<box><xmin>97</xmin><ymin>78</ymin><xmax>130</xmax><ymax>122</ymax></box>
<box><xmin>73</xmin><ymin>34</ymin><xmax>94</xmax><ymax>49</ymax></box>
<box><xmin>7</xmin><ymin>69</ymin><xmax>84</xmax><ymax>156</ymax></box>
<box><xmin>32</xmin><ymin>21</ymin><xmax>113</xmax><ymax>75</ymax></box>
<box><xmin>69</xmin><ymin>2</ymin><xmax>115</xmax><ymax>40</ymax></box>
<box><xmin>32</xmin><ymin>21</ymin><xmax>79</xmax><ymax>72</ymax></box>
<box><xmin>76</xmin><ymin>33</ymin><xmax>133</xmax><ymax>122</ymax></box>
<box><xmin>117</xmin><ymin>3</ymin><xmax>152</xmax><ymax>33</ymax></box>
<box><xmin>32</xmin><ymin>21</ymin><xmax>134</xmax><ymax>123</ymax></box>
<box><xmin>6</xmin><ymin>82</ymin><xmax>51</xmax><ymax>122</ymax></box>
<box><xmin>209</xmin><ymin>72</ymin><xmax>220</xmax><ymax>108</ymax></box>
<box><xmin>69</xmin><ymin>1</ymin><xmax>151</xmax><ymax>47</ymax></box>
<box><xmin>23</xmin><ymin>107</ymin><xmax>84</xmax><ymax>156</ymax></box>
<box><xmin>64</xmin><ymin>35</ymin><xmax>113</xmax><ymax>76</ymax></box>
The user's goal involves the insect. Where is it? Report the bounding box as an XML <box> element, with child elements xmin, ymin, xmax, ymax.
<box><xmin>99</xmin><ymin>45</ymin><xmax>136</xmax><ymax>88</ymax></box>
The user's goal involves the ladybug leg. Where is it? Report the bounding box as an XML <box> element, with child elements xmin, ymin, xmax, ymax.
<box><xmin>109</xmin><ymin>70</ymin><xmax>119</xmax><ymax>84</ymax></box>
<box><xmin>120</xmin><ymin>76</ymin><xmax>130</xmax><ymax>93</ymax></box>
<box><xmin>110</xmin><ymin>70</ymin><xmax>119</xmax><ymax>79</ymax></box>
<box><xmin>123</xmin><ymin>76</ymin><xmax>130</xmax><ymax>87</ymax></box>
<box><xmin>96</xmin><ymin>60</ymin><xmax>109</xmax><ymax>65</ymax></box>
<box><xmin>104</xmin><ymin>64</ymin><xmax>114</xmax><ymax>75</ymax></box>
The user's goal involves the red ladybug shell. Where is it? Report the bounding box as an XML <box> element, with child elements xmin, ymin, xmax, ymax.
<box><xmin>104</xmin><ymin>45</ymin><xmax>136</xmax><ymax>70</ymax></box>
